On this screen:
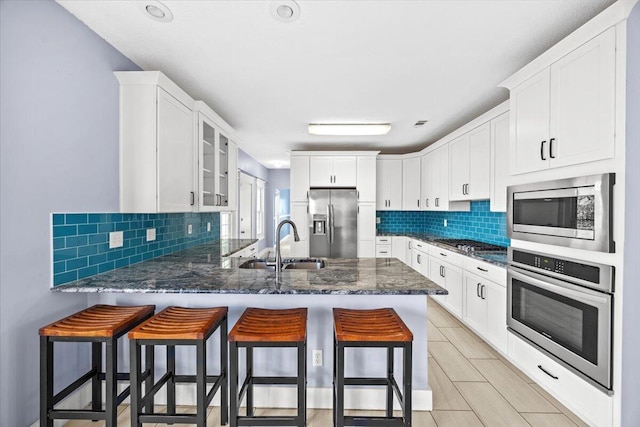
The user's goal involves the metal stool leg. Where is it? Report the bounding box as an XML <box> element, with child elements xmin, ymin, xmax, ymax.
<box><xmin>220</xmin><ymin>316</ymin><xmax>228</xmax><ymax>425</ymax></box>
<box><xmin>387</xmin><ymin>346</ymin><xmax>394</xmax><ymax>419</ymax></box>
<box><xmin>229</xmin><ymin>341</ymin><xmax>238</xmax><ymax>427</ymax></box>
<box><xmin>40</xmin><ymin>336</ymin><xmax>53</xmax><ymax>427</ymax></box>
<box><xmin>130</xmin><ymin>339</ymin><xmax>142</xmax><ymax>427</ymax></box>
<box><xmin>336</xmin><ymin>342</ymin><xmax>345</xmax><ymax>427</ymax></box>
<box><xmin>167</xmin><ymin>345</ymin><xmax>176</xmax><ymax>416</ymax></box>
<box><xmin>91</xmin><ymin>342</ymin><xmax>102</xmax><ymax>413</ymax></box>
<box><xmin>144</xmin><ymin>344</ymin><xmax>154</xmax><ymax>414</ymax></box>
<box><xmin>105</xmin><ymin>338</ymin><xmax>118</xmax><ymax>427</ymax></box>
<box><xmin>297</xmin><ymin>342</ymin><xmax>306</xmax><ymax>427</ymax></box>
<box><xmin>403</xmin><ymin>342</ymin><xmax>412</xmax><ymax>427</ymax></box>
<box><xmin>196</xmin><ymin>340</ymin><xmax>207</xmax><ymax>427</ymax></box>
<box><xmin>246</xmin><ymin>346</ymin><xmax>253</xmax><ymax>417</ymax></box>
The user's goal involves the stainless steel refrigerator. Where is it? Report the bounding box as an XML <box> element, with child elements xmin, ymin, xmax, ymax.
<box><xmin>309</xmin><ymin>189</ymin><xmax>357</xmax><ymax>258</ymax></box>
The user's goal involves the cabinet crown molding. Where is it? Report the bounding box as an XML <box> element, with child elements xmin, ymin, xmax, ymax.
<box><xmin>290</xmin><ymin>150</ymin><xmax>380</xmax><ymax>156</ymax></box>
<box><xmin>114</xmin><ymin>71</ymin><xmax>194</xmax><ymax>109</ymax></box>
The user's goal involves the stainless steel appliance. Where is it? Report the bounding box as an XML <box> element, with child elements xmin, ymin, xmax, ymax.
<box><xmin>507</xmin><ymin>173</ymin><xmax>615</xmax><ymax>252</ymax></box>
<box><xmin>309</xmin><ymin>189</ymin><xmax>357</xmax><ymax>258</ymax></box>
<box><xmin>507</xmin><ymin>247</ymin><xmax>614</xmax><ymax>392</ymax></box>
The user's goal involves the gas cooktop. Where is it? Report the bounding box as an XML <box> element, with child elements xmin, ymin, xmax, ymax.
<box><xmin>433</xmin><ymin>239</ymin><xmax>506</xmax><ymax>253</ymax></box>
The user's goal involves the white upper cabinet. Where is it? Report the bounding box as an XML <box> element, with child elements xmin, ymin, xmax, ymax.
<box><xmin>290</xmin><ymin>155</ymin><xmax>310</xmax><ymax>202</ymax></box>
<box><xmin>422</xmin><ymin>145</ymin><xmax>468</xmax><ymax>211</ymax></box>
<box><xmin>196</xmin><ymin>108</ymin><xmax>238</xmax><ymax>211</ymax></box>
<box><xmin>309</xmin><ymin>156</ymin><xmax>357</xmax><ymax>187</ymax></box>
<box><xmin>450</xmin><ymin>123</ymin><xmax>491</xmax><ymax>201</ymax></box>
<box><xmin>490</xmin><ymin>112</ymin><xmax>510</xmax><ymax>212</ymax></box>
<box><xmin>116</xmin><ymin>72</ymin><xmax>196</xmax><ymax>213</ymax></box>
<box><xmin>376</xmin><ymin>159</ymin><xmax>403</xmax><ymax>210</ymax></box>
<box><xmin>356</xmin><ymin>156</ymin><xmax>377</xmax><ymax>202</ymax></box>
<box><xmin>402</xmin><ymin>157</ymin><xmax>422</xmax><ymax>210</ymax></box>
<box><xmin>509</xmin><ymin>27</ymin><xmax>615</xmax><ymax>175</ymax></box>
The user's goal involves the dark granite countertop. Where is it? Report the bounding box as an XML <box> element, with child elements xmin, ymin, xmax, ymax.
<box><xmin>376</xmin><ymin>232</ymin><xmax>508</xmax><ymax>267</ymax></box>
<box><xmin>52</xmin><ymin>239</ymin><xmax>446</xmax><ymax>295</ymax></box>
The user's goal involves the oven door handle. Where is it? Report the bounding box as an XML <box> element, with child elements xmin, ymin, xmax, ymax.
<box><xmin>508</xmin><ymin>266</ymin><xmax>611</xmax><ymax>305</ymax></box>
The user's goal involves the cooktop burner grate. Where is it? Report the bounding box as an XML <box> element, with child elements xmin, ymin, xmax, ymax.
<box><xmin>433</xmin><ymin>239</ymin><xmax>506</xmax><ymax>252</ymax></box>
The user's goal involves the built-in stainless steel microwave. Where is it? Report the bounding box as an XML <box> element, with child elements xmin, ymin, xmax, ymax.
<box><xmin>507</xmin><ymin>173</ymin><xmax>615</xmax><ymax>253</ymax></box>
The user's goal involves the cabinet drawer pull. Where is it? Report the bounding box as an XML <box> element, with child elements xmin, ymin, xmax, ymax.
<box><xmin>549</xmin><ymin>138</ymin><xmax>556</xmax><ymax>159</ymax></box>
<box><xmin>537</xmin><ymin>365</ymin><xmax>558</xmax><ymax>380</ymax></box>
<box><xmin>477</xmin><ymin>267</ymin><xmax>488</xmax><ymax>272</ymax></box>
<box><xmin>190</xmin><ymin>191</ymin><xmax>195</xmax><ymax>206</ymax></box>
<box><xmin>540</xmin><ymin>140</ymin><xmax>547</xmax><ymax>161</ymax></box>
<box><xmin>380</xmin><ymin>251</ymin><xmax>388</xmax><ymax>254</ymax></box>
<box><xmin>440</xmin><ymin>252</ymin><xmax>447</xmax><ymax>257</ymax></box>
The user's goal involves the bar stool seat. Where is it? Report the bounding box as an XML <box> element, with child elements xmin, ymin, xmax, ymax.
<box><xmin>128</xmin><ymin>306</ymin><xmax>228</xmax><ymax>427</ymax></box>
<box><xmin>39</xmin><ymin>304</ymin><xmax>155</xmax><ymax>427</ymax></box>
<box><xmin>229</xmin><ymin>307</ymin><xmax>307</xmax><ymax>427</ymax></box>
<box><xmin>333</xmin><ymin>308</ymin><xmax>413</xmax><ymax>427</ymax></box>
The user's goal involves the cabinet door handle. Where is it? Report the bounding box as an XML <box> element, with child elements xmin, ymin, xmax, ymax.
<box><xmin>538</xmin><ymin>365</ymin><xmax>559</xmax><ymax>380</ymax></box>
<box><xmin>462</xmin><ymin>184</ymin><xmax>466</xmax><ymax>195</ymax></box>
<box><xmin>477</xmin><ymin>283</ymin><xmax>481</xmax><ymax>298</ymax></box>
<box><xmin>426</xmin><ymin>198</ymin><xmax>429</xmax><ymax>207</ymax></box>
<box><xmin>481</xmin><ymin>284</ymin><xmax>486</xmax><ymax>300</ymax></box>
<box><xmin>408</xmin><ymin>241</ymin><xmax>412</xmax><ymax>249</ymax></box>
<box><xmin>540</xmin><ymin>140</ymin><xmax>547</xmax><ymax>161</ymax></box>
<box><xmin>477</xmin><ymin>267</ymin><xmax>488</xmax><ymax>272</ymax></box>
<box><xmin>357</xmin><ymin>205</ymin><xmax>359</xmax><ymax>214</ymax></box>
<box><xmin>307</xmin><ymin>190</ymin><xmax>309</xmax><ymax>200</ymax></box>
<box><xmin>190</xmin><ymin>192</ymin><xmax>195</xmax><ymax>206</ymax></box>
<box><xmin>357</xmin><ymin>191</ymin><xmax>360</xmax><ymax>199</ymax></box>
<box><xmin>549</xmin><ymin>138</ymin><xmax>556</xmax><ymax>159</ymax></box>
<box><xmin>435</xmin><ymin>197</ymin><xmax>439</xmax><ymax>207</ymax></box>
<box><xmin>417</xmin><ymin>254</ymin><xmax>421</xmax><ymax>264</ymax></box>
<box><xmin>418</xmin><ymin>199</ymin><xmax>420</xmax><ymax>208</ymax></box>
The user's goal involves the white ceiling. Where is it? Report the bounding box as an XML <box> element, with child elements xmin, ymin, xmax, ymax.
<box><xmin>57</xmin><ymin>0</ymin><xmax>615</xmax><ymax>169</ymax></box>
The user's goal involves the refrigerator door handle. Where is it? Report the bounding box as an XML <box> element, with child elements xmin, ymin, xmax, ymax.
<box><xmin>327</xmin><ymin>204</ymin><xmax>331</xmax><ymax>244</ymax></box>
<box><xmin>330</xmin><ymin>204</ymin><xmax>335</xmax><ymax>244</ymax></box>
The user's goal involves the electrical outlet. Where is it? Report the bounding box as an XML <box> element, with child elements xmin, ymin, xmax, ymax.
<box><xmin>207</xmin><ymin>222</ymin><xmax>211</xmax><ymax>232</ymax></box>
<box><xmin>444</xmin><ymin>219</ymin><xmax>448</xmax><ymax>227</ymax></box>
<box><xmin>187</xmin><ymin>224</ymin><xmax>193</xmax><ymax>235</ymax></box>
<box><xmin>146</xmin><ymin>228</ymin><xmax>156</xmax><ymax>242</ymax></box>
<box><xmin>312</xmin><ymin>350</ymin><xmax>323</xmax><ymax>367</ymax></box>
<box><xmin>376</xmin><ymin>217</ymin><xmax>381</xmax><ymax>224</ymax></box>
<box><xmin>109</xmin><ymin>231</ymin><xmax>123</xmax><ymax>249</ymax></box>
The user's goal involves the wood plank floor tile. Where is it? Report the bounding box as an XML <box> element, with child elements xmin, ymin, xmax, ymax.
<box><xmin>431</xmin><ymin>410</ymin><xmax>484</xmax><ymax>427</ymax></box>
<box><xmin>427</xmin><ymin>304</ymin><xmax>461</xmax><ymax>328</ymax></box>
<box><xmin>429</xmin><ymin>341</ymin><xmax>485</xmax><ymax>382</ymax></box>
<box><xmin>470</xmin><ymin>359</ymin><xmax>559</xmax><ymax>413</ymax></box>
<box><xmin>428</xmin><ymin>357</ymin><xmax>471</xmax><ymax>410</ymax></box>
<box><xmin>522</xmin><ymin>413</ymin><xmax>579</xmax><ymax>427</ymax></box>
<box><xmin>495</xmin><ymin>351</ymin><xmax>536</xmax><ymax>384</ymax></box>
<box><xmin>440</xmin><ymin>327</ymin><xmax>496</xmax><ymax>359</ymax></box>
<box><xmin>529</xmin><ymin>383</ymin><xmax>590</xmax><ymax>427</ymax></box>
<box><xmin>428</xmin><ymin>319</ymin><xmax>448</xmax><ymax>342</ymax></box>
<box><xmin>455</xmin><ymin>382</ymin><xmax>530</xmax><ymax>427</ymax></box>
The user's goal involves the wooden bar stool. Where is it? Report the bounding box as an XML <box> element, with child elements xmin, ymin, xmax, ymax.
<box><xmin>128</xmin><ymin>306</ymin><xmax>228</xmax><ymax>427</ymax></box>
<box><xmin>228</xmin><ymin>307</ymin><xmax>308</xmax><ymax>427</ymax></box>
<box><xmin>333</xmin><ymin>308</ymin><xmax>413</xmax><ymax>427</ymax></box>
<box><xmin>39</xmin><ymin>304</ymin><xmax>155</xmax><ymax>427</ymax></box>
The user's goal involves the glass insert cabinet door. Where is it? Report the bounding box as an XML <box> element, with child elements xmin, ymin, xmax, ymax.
<box><xmin>198</xmin><ymin>113</ymin><xmax>229</xmax><ymax>210</ymax></box>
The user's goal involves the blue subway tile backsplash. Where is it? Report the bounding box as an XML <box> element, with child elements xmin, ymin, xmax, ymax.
<box><xmin>377</xmin><ymin>200</ymin><xmax>510</xmax><ymax>247</ymax></box>
<box><xmin>51</xmin><ymin>212</ymin><xmax>220</xmax><ymax>286</ymax></box>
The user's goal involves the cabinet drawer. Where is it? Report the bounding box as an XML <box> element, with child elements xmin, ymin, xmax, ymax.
<box><xmin>464</xmin><ymin>258</ymin><xmax>506</xmax><ymax>286</ymax></box>
<box><xmin>410</xmin><ymin>239</ymin><xmax>428</xmax><ymax>253</ymax></box>
<box><xmin>376</xmin><ymin>236</ymin><xmax>392</xmax><ymax>245</ymax></box>
<box><xmin>508</xmin><ymin>333</ymin><xmax>612</xmax><ymax>427</ymax></box>
<box><xmin>376</xmin><ymin>244</ymin><xmax>392</xmax><ymax>257</ymax></box>
<box><xmin>428</xmin><ymin>246</ymin><xmax>464</xmax><ymax>267</ymax></box>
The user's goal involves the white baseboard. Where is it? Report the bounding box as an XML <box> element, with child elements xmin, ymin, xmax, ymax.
<box><xmin>32</xmin><ymin>382</ymin><xmax>432</xmax><ymax>425</ymax></box>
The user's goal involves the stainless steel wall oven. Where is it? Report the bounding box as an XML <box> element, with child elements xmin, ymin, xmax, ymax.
<box><xmin>507</xmin><ymin>173</ymin><xmax>615</xmax><ymax>252</ymax></box>
<box><xmin>507</xmin><ymin>248</ymin><xmax>614</xmax><ymax>392</ymax></box>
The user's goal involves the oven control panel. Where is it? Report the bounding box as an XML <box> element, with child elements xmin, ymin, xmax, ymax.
<box><xmin>511</xmin><ymin>249</ymin><xmax>602</xmax><ymax>285</ymax></box>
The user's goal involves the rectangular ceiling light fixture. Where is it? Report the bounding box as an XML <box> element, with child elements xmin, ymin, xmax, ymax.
<box><xmin>308</xmin><ymin>123</ymin><xmax>391</xmax><ymax>136</ymax></box>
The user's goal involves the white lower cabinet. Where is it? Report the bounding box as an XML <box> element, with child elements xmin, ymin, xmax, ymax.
<box><xmin>508</xmin><ymin>333</ymin><xmax>612</xmax><ymax>427</ymax></box>
<box><xmin>463</xmin><ymin>271</ymin><xmax>507</xmax><ymax>353</ymax></box>
<box><xmin>410</xmin><ymin>243</ymin><xmax>429</xmax><ymax>276</ymax></box>
<box><xmin>429</xmin><ymin>256</ymin><xmax>463</xmax><ymax>318</ymax></box>
<box><xmin>391</xmin><ymin>236</ymin><xmax>408</xmax><ymax>264</ymax></box>
<box><xmin>230</xmin><ymin>243</ymin><xmax>258</xmax><ymax>259</ymax></box>
<box><xmin>357</xmin><ymin>203</ymin><xmax>376</xmax><ymax>258</ymax></box>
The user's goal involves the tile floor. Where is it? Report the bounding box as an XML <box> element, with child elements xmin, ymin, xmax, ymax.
<box><xmin>64</xmin><ymin>296</ymin><xmax>588</xmax><ymax>427</ymax></box>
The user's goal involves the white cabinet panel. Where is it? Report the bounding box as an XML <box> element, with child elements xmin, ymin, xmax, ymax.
<box><xmin>490</xmin><ymin>112</ymin><xmax>509</xmax><ymax>212</ymax></box>
<box><xmin>449</xmin><ymin>134</ymin><xmax>470</xmax><ymax>201</ymax></box>
<box><xmin>430</xmin><ymin>256</ymin><xmax>463</xmax><ymax>318</ymax></box>
<box><xmin>357</xmin><ymin>203</ymin><xmax>376</xmax><ymax>257</ymax></box>
<box><xmin>402</xmin><ymin>157</ymin><xmax>422</xmax><ymax>210</ymax></box>
<box><xmin>392</xmin><ymin>236</ymin><xmax>407</xmax><ymax>264</ymax></box>
<box><xmin>290</xmin><ymin>202</ymin><xmax>309</xmax><ymax>257</ymax></box>
<box><xmin>309</xmin><ymin>156</ymin><xmax>333</xmax><ymax>187</ymax></box>
<box><xmin>290</xmin><ymin>156</ymin><xmax>310</xmax><ymax>202</ymax></box>
<box><xmin>357</xmin><ymin>156</ymin><xmax>377</xmax><ymax>202</ymax></box>
<box><xmin>463</xmin><ymin>271</ymin><xmax>507</xmax><ymax>353</ymax></box>
<box><xmin>333</xmin><ymin>156</ymin><xmax>357</xmax><ymax>186</ymax></box>
<box><xmin>376</xmin><ymin>159</ymin><xmax>402</xmax><ymax>210</ymax></box>
<box><xmin>467</xmin><ymin>123</ymin><xmax>491</xmax><ymax>199</ymax></box>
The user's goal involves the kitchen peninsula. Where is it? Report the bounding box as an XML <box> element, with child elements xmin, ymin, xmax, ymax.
<box><xmin>52</xmin><ymin>238</ymin><xmax>446</xmax><ymax>411</ymax></box>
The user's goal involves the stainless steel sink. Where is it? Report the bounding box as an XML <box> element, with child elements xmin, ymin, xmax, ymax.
<box><xmin>238</xmin><ymin>259</ymin><xmax>276</xmax><ymax>270</ymax></box>
<box><xmin>282</xmin><ymin>258</ymin><xmax>325</xmax><ymax>270</ymax></box>
<box><xmin>238</xmin><ymin>258</ymin><xmax>325</xmax><ymax>270</ymax></box>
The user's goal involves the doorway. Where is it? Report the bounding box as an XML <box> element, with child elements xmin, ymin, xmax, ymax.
<box><xmin>239</xmin><ymin>172</ymin><xmax>254</xmax><ymax>239</ymax></box>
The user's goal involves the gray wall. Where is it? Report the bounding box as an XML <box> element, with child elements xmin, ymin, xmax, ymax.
<box><xmin>0</xmin><ymin>1</ymin><xmax>140</xmax><ymax>425</ymax></box>
<box><xmin>621</xmin><ymin>2</ymin><xmax>640</xmax><ymax>425</ymax></box>
<box><xmin>237</xmin><ymin>149</ymin><xmax>270</xmax><ymax>252</ymax></box>
<box><xmin>266</xmin><ymin>169</ymin><xmax>291</xmax><ymax>246</ymax></box>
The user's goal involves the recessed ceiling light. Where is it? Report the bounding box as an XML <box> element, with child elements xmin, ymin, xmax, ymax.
<box><xmin>308</xmin><ymin>124</ymin><xmax>391</xmax><ymax>136</ymax></box>
<box><xmin>270</xmin><ymin>1</ymin><xmax>300</xmax><ymax>23</ymax></box>
<box><xmin>139</xmin><ymin>1</ymin><xmax>173</xmax><ymax>23</ymax></box>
